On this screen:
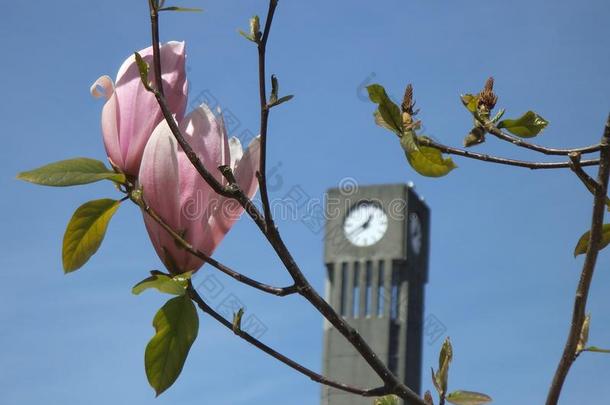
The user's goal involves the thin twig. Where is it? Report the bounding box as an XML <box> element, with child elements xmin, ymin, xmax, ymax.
<box><xmin>148</xmin><ymin>0</ymin><xmax>164</xmax><ymax>98</ymax></box>
<box><xmin>482</xmin><ymin>121</ymin><xmax>601</xmax><ymax>156</ymax></box>
<box><xmin>568</xmin><ymin>152</ymin><xmax>601</xmax><ymax>194</ymax></box>
<box><xmin>186</xmin><ymin>283</ymin><xmax>390</xmax><ymax>398</ymax></box>
<box><xmin>546</xmin><ymin>114</ymin><xmax>610</xmax><ymax>405</ymax></box>
<box><xmin>420</xmin><ymin>137</ymin><xmax>600</xmax><ymax>170</ymax></box>
<box><xmin>134</xmin><ymin>193</ymin><xmax>297</xmax><ymax>297</ymax></box>
<box><xmin>256</xmin><ymin>0</ymin><xmax>278</xmax><ymax>228</ymax></box>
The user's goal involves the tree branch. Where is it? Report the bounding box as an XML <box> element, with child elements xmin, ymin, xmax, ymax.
<box><xmin>256</xmin><ymin>0</ymin><xmax>278</xmax><ymax>228</ymax></box>
<box><xmin>419</xmin><ymin>137</ymin><xmax>600</xmax><ymax>170</ymax></box>
<box><xmin>482</xmin><ymin>121</ymin><xmax>601</xmax><ymax>156</ymax></box>
<box><xmin>568</xmin><ymin>152</ymin><xmax>602</xmax><ymax>194</ymax></box>
<box><xmin>148</xmin><ymin>0</ymin><xmax>164</xmax><ymax>98</ymax></box>
<box><xmin>546</xmin><ymin>114</ymin><xmax>610</xmax><ymax>405</ymax></box>
<box><xmin>186</xmin><ymin>283</ymin><xmax>391</xmax><ymax>398</ymax></box>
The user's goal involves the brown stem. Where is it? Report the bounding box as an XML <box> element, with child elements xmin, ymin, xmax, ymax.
<box><xmin>148</xmin><ymin>0</ymin><xmax>164</xmax><ymax>98</ymax></box>
<box><xmin>569</xmin><ymin>152</ymin><xmax>602</xmax><ymax>194</ymax></box>
<box><xmin>187</xmin><ymin>283</ymin><xmax>390</xmax><ymax>398</ymax></box>
<box><xmin>546</xmin><ymin>114</ymin><xmax>610</xmax><ymax>405</ymax></box>
<box><xmin>419</xmin><ymin>137</ymin><xmax>600</xmax><ymax>170</ymax></box>
<box><xmin>482</xmin><ymin>122</ymin><xmax>601</xmax><ymax>156</ymax></box>
<box><xmin>256</xmin><ymin>0</ymin><xmax>278</xmax><ymax>228</ymax></box>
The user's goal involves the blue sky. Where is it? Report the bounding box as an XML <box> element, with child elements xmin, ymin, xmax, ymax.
<box><xmin>2</xmin><ymin>0</ymin><xmax>610</xmax><ymax>404</ymax></box>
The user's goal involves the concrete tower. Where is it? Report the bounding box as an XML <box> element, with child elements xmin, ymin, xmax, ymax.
<box><xmin>321</xmin><ymin>184</ymin><xmax>429</xmax><ymax>405</ymax></box>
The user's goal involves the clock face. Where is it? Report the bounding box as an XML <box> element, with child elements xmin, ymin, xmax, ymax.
<box><xmin>343</xmin><ymin>201</ymin><xmax>388</xmax><ymax>247</ymax></box>
<box><xmin>409</xmin><ymin>212</ymin><xmax>423</xmax><ymax>255</ymax></box>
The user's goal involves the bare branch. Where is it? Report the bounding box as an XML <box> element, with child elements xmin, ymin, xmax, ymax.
<box><xmin>187</xmin><ymin>283</ymin><xmax>391</xmax><ymax>398</ymax></box>
<box><xmin>256</xmin><ymin>0</ymin><xmax>279</xmax><ymax>228</ymax></box>
<box><xmin>546</xmin><ymin>114</ymin><xmax>610</xmax><ymax>405</ymax></box>
<box><xmin>419</xmin><ymin>137</ymin><xmax>600</xmax><ymax>170</ymax></box>
<box><xmin>483</xmin><ymin>122</ymin><xmax>601</xmax><ymax>156</ymax></box>
<box><xmin>568</xmin><ymin>152</ymin><xmax>601</xmax><ymax>193</ymax></box>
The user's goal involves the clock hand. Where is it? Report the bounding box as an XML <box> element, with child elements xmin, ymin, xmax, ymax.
<box><xmin>361</xmin><ymin>214</ymin><xmax>373</xmax><ymax>229</ymax></box>
<box><xmin>346</xmin><ymin>215</ymin><xmax>374</xmax><ymax>239</ymax></box>
<box><xmin>347</xmin><ymin>225</ymin><xmax>366</xmax><ymax>238</ymax></box>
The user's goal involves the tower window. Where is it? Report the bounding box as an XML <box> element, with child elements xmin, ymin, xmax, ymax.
<box><xmin>365</xmin><ymin>261</ymin><xmax>372</xmax><ymax>317</ymax></box>
<box><xmin>390</xmin><ymin>265</ymin><xmax>400</xmax><ymax>320</ymax></box>
<box><xmin>353</xmin><ymin>262</ymin><xmax>360</xmax><ymax>318</ymax></box>
<box><xmin>326</xmin><ymin>263</ymin><xmax>334</xmax><ymax>303</ymax></box>
<box><xmin>377</xmin><ymin>260</ymin><xmax>385</xmax><ymax>317</ymax></box>
<box><xmin>340</xmin><ymin>262</ymin><xmax>348</xmax><ymax>317</ymax></box>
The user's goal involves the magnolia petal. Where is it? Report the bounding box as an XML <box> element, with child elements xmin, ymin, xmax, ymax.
<box><xmin>228</xmin><ymin>137</ymin><xmax>244</xmax><ymax>169</ymax></box>
<box><xmin>184</xmin><ymin>104</ymin><xmax>229</xmax><ymax>181</ymax></box>
<box><xmin>234</xmin><ymin>135</ymin><xmax>261</xmax><ymax>199</ymax></box>
<box><xmin>175</xmin><ymin>105</ymin><xmax>229</xmax><ymax>268</ymax></box>
<box><xmin>139</xmin><ymin>120</ymin><xmax>183</xmax><ymax>271</ymax></box>
<box><xmin>100</xmin><ymin>90</ymin><xmax>123</xmax><ymax>170</ymax></box>
<box><xmin>117</xmin><ymin>41</ymin><xmax>188</xmax><ymax>176</ymax></box>
<box><xmin>206</xmin><ymin>136</ymin><xmax>261</xmax><ymax>250</ymax></box>
<box><xmin>216</xmin><ymin>108</ymin><xmax>232</xmax><ymax>168</ymax></box>
<box><xmin>90</xmin><ymin>75</ymin><xmax>114</xmax><ymax>100</ymax></box>
<box><xmin>115</xmin><ymin>41</ymin><xmax>184</xmax><ymax>87</ymax></box>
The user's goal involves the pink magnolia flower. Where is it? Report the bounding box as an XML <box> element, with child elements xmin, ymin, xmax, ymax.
<box><xmin>90</xmin><ymin>41</ymin><xmax>188</xmax><ymax>177</ymax></box>
<box><xmin>139</xmin><ymin>104</ymin><xmax>260</xmax><ymax>273</ymax></box>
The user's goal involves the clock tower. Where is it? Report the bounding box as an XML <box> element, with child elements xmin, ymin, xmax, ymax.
<box><xmin>321</xmin><ymin>183</ymin><xmax>429</xmax><ymax>405</ymax></box>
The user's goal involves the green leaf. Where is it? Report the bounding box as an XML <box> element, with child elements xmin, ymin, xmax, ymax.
<box><xmin>436</xmin><ymin>337</ymin><xmax>453</xmax><ymax>395</ymax></box>
<box><xmin>239</xmin><ymin>30</ymin><xmax>255</xmax><ymax>42</ymax></box>
<box><xmin>367</xmin><ymin>84</ymin><xmax>403</xmax><ymax>135</ymax></box>
<box><xmin>237</xmin><ymin>30</ymin><xmax>256</xmax><ymax>42</ymax></box>
<box><xmin>232</xmin><ymin>308</ymin><xmax>244</xmax><ymax>333</ymax></box>
<box><xmin>62</xmin><ymin>199</ymin><xmax>121</xmax><ymax>273</ymax></box>
<box><xmin>17</xmin><ymin>158</ymin><xmax>125</xmax><ymax>187</ymax></box>
<box><xmin>158</xmin><ymin>6</ymin><xmax>203</xmax><ymax>12</ymax></box>
<box><xmin>584</xmin><ymin>346</ymin><xmax>610</xmax><ymax>354</ymax></box>
<box><xmin>374</xmin><ymin>110</ymin><xmax>397</xmax><ymax>133</ymax></box>
<box><xmin>373</xmin><ymin>395</ymin><xmax>400</xmax><ymax>405</ymax></box>
<box><xmin>273</xmin><ymin>95</ymin><xmax>294</xmax><ymax>106</ymax></box>
<box><xmin>132</xmin><ymin>272</ymin><xmax>193</xmax><ymax>296</ymax></box>
<box><xmin>134</xmin><ymin>52</ymin><xmax>152</xmax><ymax>91</ymax></box>
<box><xmin>497</xmin><ymin>111</ymin><xmax>548</xmax><ymax>138</ymax></box>
<box><xmin>432</xmin><ymin>367</ymin><xmax>442</xmax><ymax>396</ymax></box>
<box><xmin>270</xmin><ymin>74</ymin><xmax>279</xmax><ymax>104</ymax></box>
<box><xmin>402</xmin><ymin>135</ymin><xmax>456</xmax><ymax>178</ymax></box>
<box><xmin>145</xmin><ymin>295</ymin><xmax>199</xmax><ymax>396</ymax></box>
<box><xmin>446</xmin><ymin>390</ymin><xmax>492</xmax><ymax>405</ymax></box>
<box><xmin>460</xmin><ymin>94</ymin><xmax>479</xmax><ymax>113</ymax></box>
<box><xmin>573</xmin><ymin>223</ymin><xmax>610</xmax><ymax>257</ymax></box>
<box><xmin>267</xmin><ymin>76</ymin><xmax>293</xmax><ymax>107</ymax></box>
<box><xmin>250</xmin><ymin>15</ymin><xmax>261</xmax><ymax>40</ymax></box>
<box><xmin>432</xmin><ymin>338</ymin><xmax>454</xmax><ymax>397</ymax></box>
<box><xmin>239</xmin><ymin>15</ymin><xmax>260</xmax><ymax>42</ymax></box>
